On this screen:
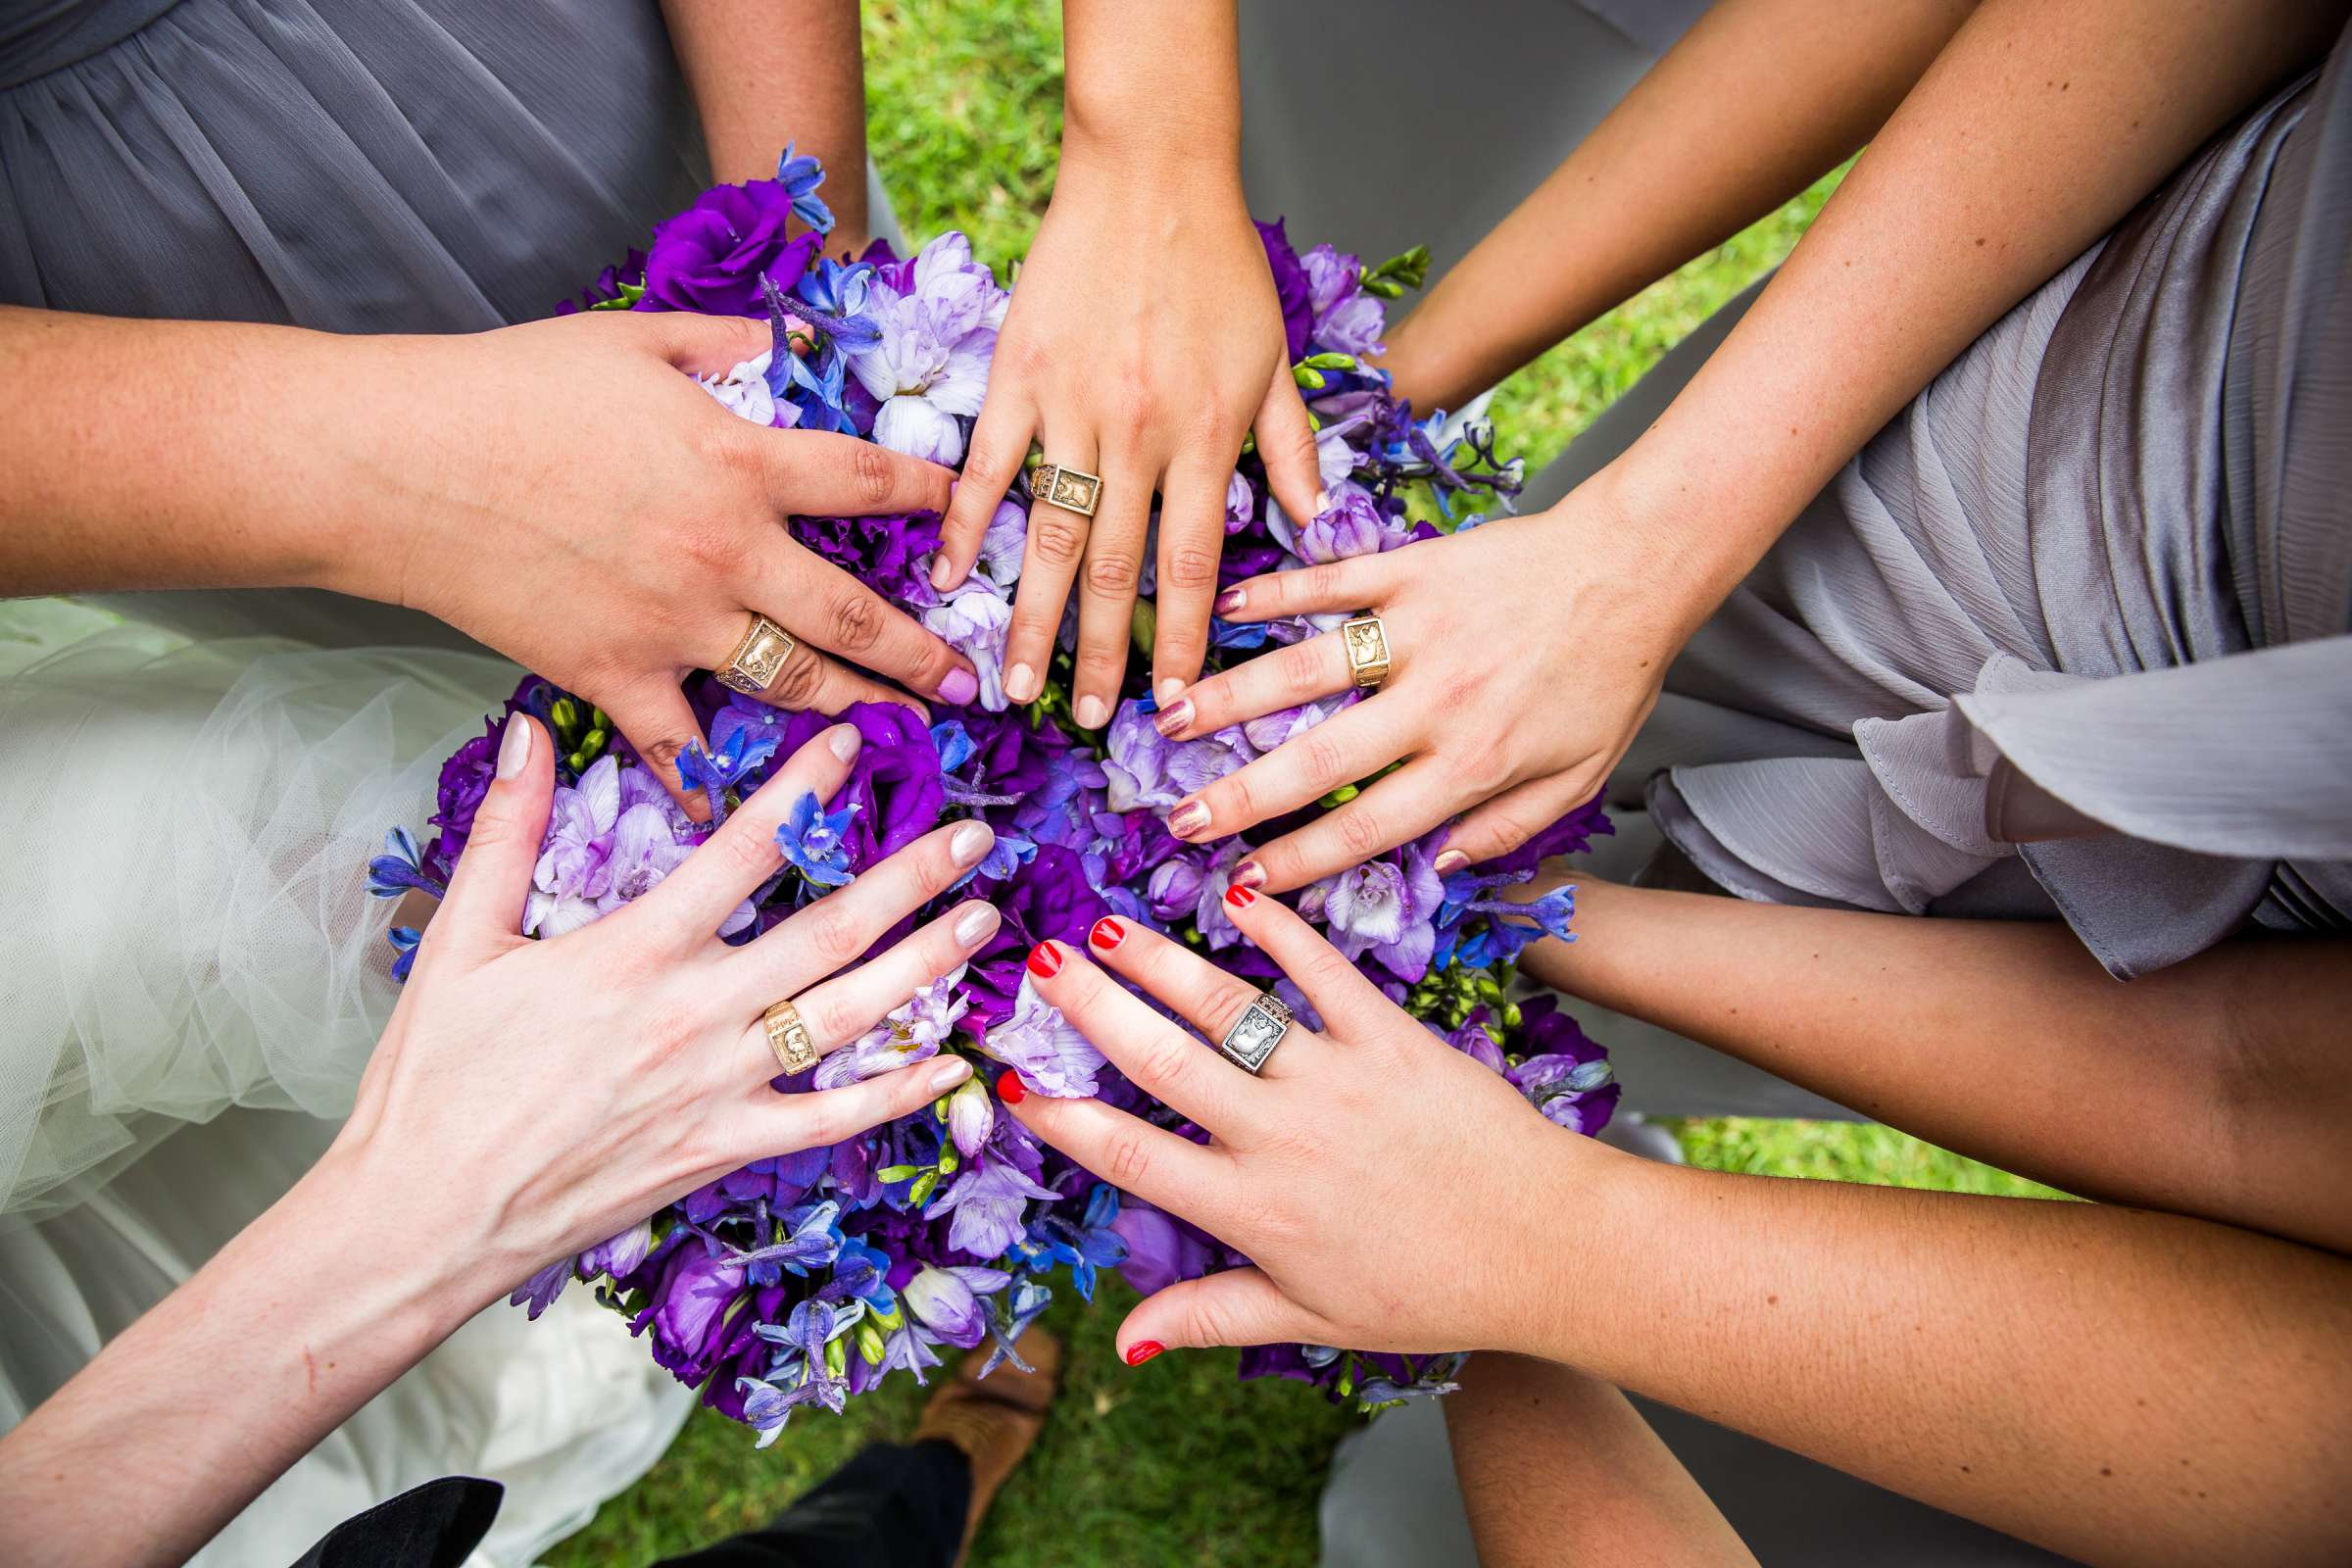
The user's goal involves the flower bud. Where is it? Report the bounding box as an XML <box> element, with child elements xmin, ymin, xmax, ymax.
<box><xmin>947</xmin><ymin>1074</ymin><xmax>996</xmax><ymax>1159</ymax></box>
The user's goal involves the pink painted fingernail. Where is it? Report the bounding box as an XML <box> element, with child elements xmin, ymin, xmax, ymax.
<box><xmin>1167</xmin><ymin>800</ymin><xmax>1210</xmax><ymax>839</ymax></box>
<box><xmin>939</xmin><ymin>666</ymin><xmax>978</xmax><ymax>706</ymax></box>
<box><xmin>1434</xmin><ymin>849</ymin><xmax>1470</xmax><ymax>874</ymax></box>
<box><xmin>1229</xmin><ymin>860</ymin><xmax>1267</xmax><ymax>892</ymax></box>
<box><xmin>1214</xmin><ymin>587</ymin><xmax>1246</xmax><ymax>616</ymax></box>
<box><xmin>1152</xmin><ymin>698</ymin><xmax>1193</xmax><ymax>738</ymax></box>
<box><xmin>495</xmin><ymin>716</ymin><xmax>533</xmax><ymax>780</ymax></box>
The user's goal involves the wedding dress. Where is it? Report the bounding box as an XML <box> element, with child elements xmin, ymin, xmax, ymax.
<box><xmin>0</xmin><ymin>2</ymin><xmax>886</xmax><ymax>1561</ymax></box>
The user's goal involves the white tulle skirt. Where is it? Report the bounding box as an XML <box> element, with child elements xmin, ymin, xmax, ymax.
<box><xmin>0</xmin><ymin>594</ymin><xmax>689</xmax><ymax>1565</ymax></box>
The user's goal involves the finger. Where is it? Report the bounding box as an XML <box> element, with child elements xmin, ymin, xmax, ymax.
<box><xmin>1068</xmin><ymin>457</ymin><xmax>1153</xmax><ymax>730</ymax></box>
<box><xmin>1149</xmin><ymin>462</ymin><xmax>1234</xmax><ymax>706</ymax></box>
<box><xmin>713</xmin><ymin>612</ymin><xmax>927</xmax><ymax>717</ymax></box>
<box><xmin>1083</xmin><ymin>915</ymin><xmax>1321</xmax><ymax>1083</ymax></box>
<box><xmin>1025</xmin><ymin>936</ymin><xmax>1268</xmax><ymax>1135</ymax></box>
<box><xmin>757</xmin><ymin>428</ymin><xmax>955</xmax><ymax>520</ymax></box>
<box><xmin>730</xmin><ymin>901</ymin><xmax>1002</xmax><ymax>1086</ymax></box>
<box><xmin>1117</xmin><ymin>1268</ymin><xmax>1334</xmax><ymax>1363</ymax></box>
<box><xmin>1230</xmin><ymin>760</ymin><xmax>1463</xmax><ymax>898</ymax></box>
<box><xmin>1157</xmin><ymin>631</ymin><xmax>1349</xmax><ymax>743</ymax></box>
<box><xmin>932</xmin><ymin>395</ymin><xmax>1036</xmax><ymax>592</ymax></box>
<box><xmin>1005</xmin><ymin>1089</ymin><xmax>1235</xmax><ymax>1225</ymax></box>
<box><xmin>1211</xmin><ymin>550</ymin><xmax>1402</xmax><ymax>624</ymax></box>
<box><xmin>434</xmin><ymin>717</ymin><xmax>555</xmax><ymax>954</ymax></box>
<box><xmin>597</xmin><ymin>677</ymin><xmax>712</xmax><ymax>823</ymax></box>
<box><xmin>739</xmin><ymin>556</ymin><xmax>970</xmax><ymax>704</ymax></box>
<box><xmin>1215</xmin><ymin>884</ymin><xmax>1396</xmax><ymax>1039</ymax></box>
<box><xmin>1251</xmin><ymin>363</ymin><xmax>1326</xmax><ymax>532</ymax></box>
<box><xmin>622</xmin><ymin>723</ymin><xmax>862</xmax><ymax>948</ymax></box>
<box><xmin>1165</xmin><ymin>698</ymin><xmax>1402</xmax><ymax>848</ymax></box>
<box><xmin>1000</xmin><ymin>424</ymin><xmax>1099</xmax><ymax>707</ymax></box>
<box><xmin>638</xmin><ymin>311</ymin><xmax>771</xmax><ymax>376</ymax></box>
<box><xmin>725</xmin><ymin>817</ymin><xmax>998</xmax><ymax>1009</ymax></box>
<box><xmin>1439</xmin><ymin>772</ymin><xmax>1604</xmax><ymax>873</ymax></box>
<box><xmin>732</xmin><ymin>1052</ymin><xmax>976</xmax><ymax>1168</ymax></box>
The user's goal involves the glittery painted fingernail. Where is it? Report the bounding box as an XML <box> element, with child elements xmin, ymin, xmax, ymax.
<box><xmin>1152</xmin><ymin>698</ymin><xmax>1193</xmax><ymax>738</ymax></box>
<box><xmin>1167</xmin><ymin>800</ymin><xmax>1210</xmax><ymax>839</ymax></box>
<box><xmin>939</xmin><ymin>666</ymin><xmax>978</xmax><ymax>706</ymax></box>
<box><xmin>1213</xmin><ymin>587</ymin><xmax>1246</xmax><ymax>615</ymax></box>
<box><xmin>1089</xmin><ymin>916</ymin><xmax>1125</xmax><ymax>951</ymax></box>
<box><xmin>1229</xmin><ymin>860</ymin><xmax>1267</xmax><ymax>892</ymax></box>
<box><xmin>1026</xmin><ymin>941</ymin><xmax>1063</xmax><ymax>979</ymax></box>
<box><xmin>1434</xmin><ymin>849</ymin><xmax>1470</xmax><ymax>874</ymax></box>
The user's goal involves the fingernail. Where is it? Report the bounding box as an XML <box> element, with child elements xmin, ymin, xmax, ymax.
<box><xmin>1214</xmin><ymin>587</ymin><xmax>1246</xmax><ymax>616</ymax></box>
<box><xmin>930</xmin><ymin>551</ymin><xmax>960</xmax><ymax>591</ymax></box>
<box><xmin>939</xmin><ymin>666</ymin><xmax>978</xmax><ymax>706</ymax></box>
<box><xmin>1026</xmin><ymin>941</ymin><xmax>1063</xmax><ymax>980</ymax></box>
<box><xmin>1006</xmin><ymin>662</ymin><xmax>1038</xmax><ymax>704</ymax></box>
<box><xmin>955</xmin><ymin>903</ymin><xmax>1000</xmax><ymax>947</ymax></box>
<box><xmin>951</xmin><ymin>820</ymin><xmax>994</xmax><ymax>866</ymax></box>
<box><xmin>1167</xmin><ymin>800</ymin><xmax>1210</xmax><ymax>839</ymax></box>
<box><xmin>828</xmin><ymin>724</ymin><xmax>862</xmax><ymax>761</ymax></box>
<box><xmin>1230</xmin><ymin>860</ymin><xmax>1267</xmax><ymax>892</ymax></box>
<box><xmin>1089</xmin><ymin>916</ymin><xmax>1124</xmax><ymax>952</ymax></box>
<box><xmin>1154</xmin><ymin>677</ymin><xmax>1185</xmax><ymax>707</ymax></box>
<box><xmin>495</xmin><ymin>716</ymin><xmax>532</xmax><ymax>780</ymax></box>
<box><xmin>1312</xmin><ymin>489</ymin><xmax>1332</xmax><ymax>514</ymax></box>
<box><xmin>1075</xmin><ymin>693</ymin><xmax>1109</xmax><ymax>730</ymax></box>
<box><xmin>1434</xmin><ymin>849</ymin><xmax>1470</xmax><ymax>874</ymax></box>
<box><xmin>1124</xmin><ymin>1341</ymin><xmax>1165</xmax><ymax>1367</ymax></box>
<box><xmin>996</xmin><ymin>1068</ymin><xmax>1027</xmax><ymax>1105</ymax></box>
<box><xmin>928</xmin><ymin>1057</ymin><xmax>972</xmax><ymax>1095</ymax></box>
<box><xmin>1152</xmin><ymin>698</ymin><xmax>1193</xmax><ymax>738</ymax></box>
<box><xmin>1224</xmin><ymin>883</ymin><xmax>1256</xmax><ymax>909</ymax></box>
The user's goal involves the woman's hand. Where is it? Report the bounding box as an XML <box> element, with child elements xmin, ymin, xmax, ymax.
<box><xmin>1152</xmin><ymin>480</ymin><xmax>1696</xmax><ymax>891</ymax></box>
<box><xmin>334</xmin><ymin>716</ymin><xmax>997</xmax><ymax>1303</ymax></box>
<box><xmin>1004</xmin><ymin>892</ymin><xmax>1622</xmax><ymax>1361</ymax></box>
<box><xmin>342</xmin><ymin>311</ymin><xmax>977</xmax><ymax>813</ymax></box>
<box><xmin>924</xmin><ymin>150</ymin><xmax>1323</xmax><ymax>727</ymax></box>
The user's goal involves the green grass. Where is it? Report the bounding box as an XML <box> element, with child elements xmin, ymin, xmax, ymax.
<box><xmin>552</xmin><ymin>9</ymin><xmax>2048</xmax><ymax>1564</ymax></box>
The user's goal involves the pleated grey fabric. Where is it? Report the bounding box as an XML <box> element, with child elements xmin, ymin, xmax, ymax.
<box><xmin>0</xmin><ymin>0</ymin><xmax>705</xmax><ymax>330</ymax></box>
<box><xmin>1556</xmin><ymin>26</ymin><xmax>2352</xmax><ymax>980</ymax></box>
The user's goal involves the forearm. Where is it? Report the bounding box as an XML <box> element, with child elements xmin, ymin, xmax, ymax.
<box><xmin>1531</xmin><ymin>1152</ymin><xmax>2352</xmax><ymax>1565</ymax></box>
<box><xmin>0</xmin><ymin>1148</ymin><xmax>484</xmax><ymax>1567</ymax></box>
<box><xmin>1388</xmin><ymin>0</ymin><xmax>1979</xmax><ymax>411</ymax></box>
<box><xmin>663</xmin><ymin>0</ymin><xmax>868</xmax><ymax>240</ymax></box>
<box><xmin>1523</xmin><ymin>884</ymin><xmax>2352</xmax><ymax>1251</ymax></box>
<box><xmin>1058</xmin><ymin>0</ymin><xmax>1240</xmax><ymax>186</ymax></box>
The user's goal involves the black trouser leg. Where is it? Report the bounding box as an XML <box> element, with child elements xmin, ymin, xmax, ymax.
<box><xmin>650</xmin><ymin>1440</ymin><xmax>972</xmax><ymax>1568</ymax></box>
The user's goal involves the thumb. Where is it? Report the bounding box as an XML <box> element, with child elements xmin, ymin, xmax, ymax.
<box><xmin>1252</xmin><ymin>364</ymin><xmax>1326</xmax><ymax>530</ymax></box>
<box><xmin>1117</xmin><ymin>1267</ymin><xmax>1330</xmax><ymax>1364</ymax></box>
<box><xmin>436</xmin><ymin>716</ymin><xmax>556</xmax><ymax>954</ymax></box>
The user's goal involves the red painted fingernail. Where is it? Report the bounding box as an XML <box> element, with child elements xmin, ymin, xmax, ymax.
<box><xmin>1089</xmin><ymin>917</ymin><xmax>1125</xmax><ymax>952</ymax></box>
<box><xmin>1223</xmin><ymin>883</ymin><xmax>1257</xmax><ymax>909</ymax></box>
<box><xmin>1230</xmin><ymin>860</ymin><xmax>1267</xmax><ymax>892</ymax></box>
<box><xmin>996</xmin><ymin>1069</ymin><xmax>1026</xmax><ymax>1106</ymax></box>
<box><xmin>1026</xmin><ymin>941</ymin><xmax>1063</xmax><ymax>979</ymax></box>
<box><xmin>1125</xmin><ymin>1341</ymin><xmax>1165</xmax><ymax>1366</ymax></box>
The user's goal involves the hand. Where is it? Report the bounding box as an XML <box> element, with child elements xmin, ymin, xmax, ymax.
<box><xmin>331</xmin><ymin>716</ymin><xmax>1000</xmax><ymax>1305</ymax></box>
<box><xmin>342</xmin><ymin>310</ymin><xmax>976</xmax><ymax>816</ymax></box>
<box><xmin>1004</xmin><ymin>892</ymin><xmax>1622</xmax><ymax>1361</ymax></box>
<box><xmin>925</xmin><ymin>158</ymin><xmax>1323</xmax><ymax>725</ymax></box>
<box><xmin>1152</xmin><ymin>482</ymin><xmax>1693</xmax><ymax>891</ymax></box>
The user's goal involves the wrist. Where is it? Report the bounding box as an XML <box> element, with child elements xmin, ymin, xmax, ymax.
<box><xmin>296</xmin><ymin>1137</ymin><xmax>513</xmax><ymax>1346</ymax></box>
<box><xmin>1499</xmin><ymin>1128</ymin><xmax>1673</xmax><ymax>1365</ymax></box>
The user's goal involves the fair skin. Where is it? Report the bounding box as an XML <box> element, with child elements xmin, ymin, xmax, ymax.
<box><xmin>1149</xmin><ymin>0</ymin><xmax>2352</xmax><ymax>891</ymax></box>
<box><xmin>928</xmin><ymin>0</ymin><xmax>1323</xmax><ymax>727</ymax></box>
<box><xmin>0</xmin><ymin>723</ymin><xmax>995</xmax><ymax>1568</ymax></box>
<box><xmin>1008</xmin><ymin>900</ymin><xmax>2352</xmax><ymax>1566</ymax></box>
<box><xmin>0</xmin><ymin>308</ymin><xmax>975</xmax><ymax>816</ymax></box>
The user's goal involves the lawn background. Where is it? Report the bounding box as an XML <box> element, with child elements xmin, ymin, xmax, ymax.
<box><xmin>551</xmin><ymin>6</ymin><xmax>2059</xmax><ymax>1562</ymax></box>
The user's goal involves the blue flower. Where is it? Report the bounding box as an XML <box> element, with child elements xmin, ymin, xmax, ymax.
<box><xmin>1009</xmin><ymin>1182</ymin><xmax>1127</xmax><ymax>1301</ymax></box>
<box><xmin>774</xmin><ymin>143</ymin><xmax>835</xmax><ymax>234</ymax></box>
<box><xmin>733</xmin><ymin>1200</ymin><xmax>846</xmax><ymax>1288</ymax></box>
<box><xmin>977</xmin><ymin>1276</ymin><xmax>1054</xmax><ymax>1378</ymax></box>
<box><xmin>676</xmin><ymin>724</ymin><xmax>782</xmax><ymax>824</ymax></box>
<box><xmin>1437</xmin><ymin>870</ymin><xmax>1577</xmax><ymax>965</ymax></box>
<box><xmin>367</xmin><ymin>826</ymin><xmax>445</xmax><ymax>900</ymax></box>
<box><xmin>777</xmin><ymin>791</ymin><xmax>858</xmax><ymax>889</ymax></box>
<box><xmin>386</xmin><ymin>924</ymin><xmax>422</xmax><ymax>983</ymax></box>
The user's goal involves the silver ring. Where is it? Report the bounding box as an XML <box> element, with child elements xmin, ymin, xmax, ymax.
<box><xmin>1217</xmin><ymin>992</ymin><xmax>1293</xmax><ymax>1075</ymax></box>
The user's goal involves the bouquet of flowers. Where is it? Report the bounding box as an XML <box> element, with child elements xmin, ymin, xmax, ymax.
<box><xmin>370</xmin><ymin>150</ymin><xmax>1619</xmax><ymax>1440</ymax></box>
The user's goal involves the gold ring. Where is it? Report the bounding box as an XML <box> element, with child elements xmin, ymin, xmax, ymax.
<box><xmin>1341</xmin><ymin>612</ymin><xmax>1392</xmax><ymax>689</ymax></box>
<box><xmin>717</xmin><ymin>612</ymin><xmax>797</xmax><ymax>697</ymax></box>
<box><xmin>1032</xmin><ymin>461</ymin><xmax>1102</xmax><ymax>518</ymax></box>
<box><xmin>762</xmin><ymin>999</ymin><xmax>821</xmax><ymax>1075</ymax></box>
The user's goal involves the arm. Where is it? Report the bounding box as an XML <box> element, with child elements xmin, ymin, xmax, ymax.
<box><xmin>1522</xmin><ymin>884</ymin><xmax>2352</xmax><ymax>1253</ymax></box>
<box><xmin>664</xmin><ymin>0</ymin><xmax>871</xmax><ymax>244</ymax></box>
<box><xmin>1385</xmin><ymin>0</ymin><xmax>1981</xmax><ymax>413</ymax></box>
<box><xmin>927</xmin><ymin>0</ymin><xmax>1323</xmax><ymax>726</ymax></box>
<box><xmin>1152</xmin><ymin>0</ymin><xmax>2352</xmax><ymax>890</ymax></box>
<box><xmin>1005</xmin><ymin>900</ymin><xmax>2352</xmax><ymax>1567</ymax></box>
<box><xmin>0</xmin><ymin>722</ymin><xmax>995</xmax><ymax>1567</ymax></box>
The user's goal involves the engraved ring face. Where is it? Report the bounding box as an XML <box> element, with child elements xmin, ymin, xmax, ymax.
<box><xmin>718</xmin><ymin>613</ymin><xmax>798</xmax><ymax>697</ymax></box>
<box><xmin>762</xmin><ymin>1000</ymin><xmax>820</xmax><ymax>1076</ymax></box>
<box><xmin>1341</xmin><ymin>612</ymin><xmax>1392</xmax><ymax>689</ymax></box>
<box><xmin>1218</xmin><ymin>992</ymin><xmax>1294</xmax><ymax>1075</ymax></box>
<box><xmin>1032</xmin><ymin>461</ymin><xmax>1103</xmax><ymax>518</ymax></box>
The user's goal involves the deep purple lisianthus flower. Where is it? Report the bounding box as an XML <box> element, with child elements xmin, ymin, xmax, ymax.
<box><xmin>965</xmin><ymin>844</ymin><xmax>1109</xmax><ymax>1022</ymax></box>
<box><xmin>639</xmin><ymin>180</ymin><xmax>822</xmax><ymax>315</ymax></box>
<box><xmin>1110</xmin><ymin>1200</ymin><xmax>1218</xmax><ymax>1295</ymax></box>
<box><xmin>1255</xmin><ymin>218</ymin><xmax>1314</xmax><ymax>361</ymax></box>
<box><xmin>1506</xmin><ymin>997</ymin><xmax>1619</xmax><ymax>1134</ymax></box>
<box><xmin>788</xmin><ymin>510</ymin><xmax>946</xmax><ymax>608</ymax></box>
<box><xmin>430</xmin><ymin>716</ymin><xmax>505</xmax><ymax>858</ymax></box>
<box><xmin>773</xmin><ymin>703</ymin><xmax>948</xmax><ymax>866</ymax></box>
<box><xmin>637</xmin><ymin>1245</ymin><xmax>750</xmax><ymax>1384</ymax></box>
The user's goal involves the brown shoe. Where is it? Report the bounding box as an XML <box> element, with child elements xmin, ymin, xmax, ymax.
<box><xmin>911</xmin><ymin>1332</ymin><xmax>1061</xmax><ymax>1565</ymax></box>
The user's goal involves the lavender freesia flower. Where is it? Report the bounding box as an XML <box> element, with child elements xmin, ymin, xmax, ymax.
<box><xmin>1301</xmin><ymin>243</ymin><xmax>1387</xmax><ymax>358</ymax></box>
<box><xmin>846</xmin><ymin>232</ymin><xmax>1008</xmax><ymax>464</ymax></box>
<box><xmin>526</xmin><ymin>757</ymin><xmax>622</xmax><ymax>936</ymax></box>
<box><xmin>929</xmin><ymin>1155</ymin><xmax>1058</xmax><ymax>1260</ymax></box>
<box><xmin>813</xmin><ymin>969</ymin><xmax>966</xmax><ymax>1090</ymax></box>
<box><xmin>1314</xmin><ymin>840</ymin><xmax>1446</xmax><ymax>982</ymax></box>
<box><xmin>902</xmin><ymin>1264</ymin><xmax>1012</xmax><ymax>1348</ymax></box>
<box><xmin>980</xmin><ymin>975</ymin><xmax>1105</xmax><ymax>1099</ymax></box>
<box><xmin>920</xmin><ymin>583</ymin><xmax>1013</xmax><ymax>710</ymax></box>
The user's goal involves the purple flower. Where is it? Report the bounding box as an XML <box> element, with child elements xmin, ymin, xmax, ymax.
<box><xmin>1312</xmin><ymin>840</ymin><xmax>1446</xmax><ymax>982</ymax></box>
<box><xmin>902</xmin><ymin>1264</ymin><xmax>1012</xmax><ymax>1348</ymax></box>
<box><xmin>946</xmin><ymin>1075</ymin><xmax>996</xmax><ymax>1159</ymax></box>
<box><xmin>921</xmin><ymin>583</ymin><xmax>1013</xmax><ymax>710</ymax></box>
<box><xmin>982</xmin><ymin>975</ymin><xmax>1105</xmax><ymax>1099</ymax></box>
<box><xmin>1506</xmin><ymin>999</ymin><xmax>1618</xmax><ymax>1134</ymax></box>
<box><xmin>637</xmin><ymin>1245</ymin><xmax>750</xmax><ymax>1385</ymax></box>
<box><xmin>1256</xmin><ymin>218</ymin><xmax>1314</xmax><ymax>361</ymax></box>
<box><xmin>1191</xmin><ymin>840</ymin><xmax>1252</xmax><ymax>951</ymax></box>
<box><xmin>929</xmin><ymin>1154</ymin><xmax>1058</xmax><ymax>1259</ymax></box>
<box><xmin>527</xmin><ymin>756</ymin><xmax>622</xmax><ymax>936</ymax></box>
<box><xmin>812</xmin><ymin>968</ymin><xmax>965</xmax><ymax>1090</ymax></box>
<box><xmin>1224</xmin><ymin>470</ymin><xmax>1256</xmax><ymax>535</ymax></box>
<box><xmin>846</xmin><ymin>232</ymin><xmax>1008</xmax><ymax>464</ymax></box>
<box><xmin>1146</xmin><ymin>856</ymin><xmax>1206</xmax><ymax>922</ymax></box>
<box><xmin>776</xmin><ymin>790</ymin><xmax>858</xmax><ymax>889</ymax></box>
<box><xmin>1301</xmin><ymin>243</ymin><xmax>1387</xmax><ymax>358</ymax></box>
<box><xmin>509</xmin><ymin>1258</ymin><xmax>570</xmax><ymax>1320</ymax></box>
<box><xmin>430</xmin><ymin>717</ymin><xmax>505</xmax><ymax>859</ymax></box>
<box><xmin>577</xmin><ymin>1219</ymin><xmax>656</xmax><ymax>1282</ymax></box>
<box><xmin>1102</xmin><ymin>700</ymin><xmax>1257</xmax><ymax>813</ymax></box>
<box><xmin>639</xmin><ymin>179</ymin><xmax>822</xmax><ymax>316</ymax></box>
<box><xmin>773</xmin><ymin>143</ymin><xmax>836</xmax><ymax>235</ymax></box>
<box><xmin>1279</xmin><ymin>487</ymin><xmax>1406</xmax><ymax>565</ymax></box>
<box><xmin>695</xmin><ymin>349</ymin><xmax>791</xmax><ymax>427</ymax></box>
<box><xmin>1109</xmin><ymin>1200</ymin><xmax>1218</xmax><ymax>1296</ymax></box>
<box><xmin>975</xmin><ymin>498</ymin><xmax>1029</xmax><ymax>587</ymax></box>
